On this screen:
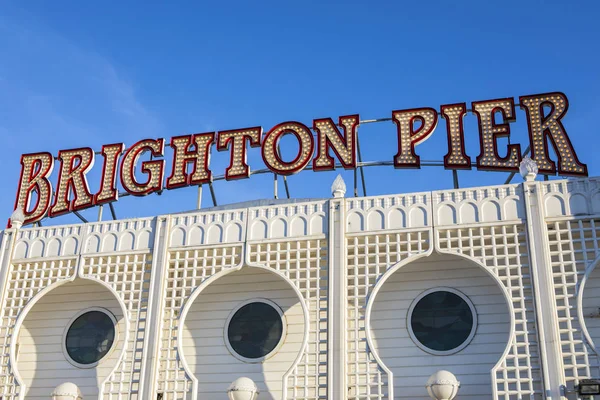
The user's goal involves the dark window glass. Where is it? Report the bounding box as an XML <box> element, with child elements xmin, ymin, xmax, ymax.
<box><xmin>410</xmin><ymin>291</ymin><xmax>474</xmax><ymax>352</ymax></box>
<box><xmin>66</xmin><ymin>311</ymin><xmax>115</xmax><ymax>365</ymax></box>
<box><xmin>227</xmin><ymin>302</ymin><xmax>283</xmax><ymax>359</ymax></box>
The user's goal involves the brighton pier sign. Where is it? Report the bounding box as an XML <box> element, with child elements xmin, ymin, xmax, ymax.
<box><xmin>13</xmin><ymin>91</ymin><xmax>588</xmax><ymax>225</ymax></box>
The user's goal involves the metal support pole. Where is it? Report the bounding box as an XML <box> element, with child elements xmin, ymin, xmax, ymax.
<box><xmin>109</xmin><ymin>202</ymin><xmax>117</xmax><ymax>220</ymax></box>
<box><xmin>356</xmin><ymin>132</ymin><xmax>367</xmax><ymax>196</ymax></box>
<box><xmin>353</xmin><ymin>169</ymin><xmax>358</xmax><ymax>197</ymax></box>
<box><xmin>452</xmin><ymin>170</ymin><xmax>459</xmax><ymax>189</ymax></box>
<box><xmin>197</xmin><ymin>184</ymin><xmax>203</xmax><ymax>209</ymax></box>
<box><xmin>73</xmin><ymin>211</ymin><xmax>88</xmax><ymax>223</ymax></box>
<box><xmin>283</xmin><ymin>176</ymin><xmax>290</xmax><ymax>198</ymax></box>
<box><xmin>97</xmin><ymin>205</ymin><xmax>103</xmax><ymax>222</ymax></box>
<box><xmin>208</xmin><ymin>182</ymin><xmax>217</xmax><ymax>206</ymax></box>
<box><xmin>274</xmin><ymin>174</ymin><xmax>278</xmax><ymax>199</ymax></box>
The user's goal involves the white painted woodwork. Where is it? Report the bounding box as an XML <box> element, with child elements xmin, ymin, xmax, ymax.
<box><xmin>2</xmin><ymin>176</ymin><xmax>600</xmax><ymax>399</ymax></box>
<box><xmin>370</xmin><ymin>253</ymin><xmax>510</xmax><ymax>399</ymax></box>
<box><xmin>16</xmin><ymin>279</ymin><xmax>125</xmax><ymax>399</ymax></box>
<box><xmin>180</xmin><ymin>267</ymin><xmax>305</xmax><ymax>400</ymax></box>
<box><xmin>583</xmin><ymin>266</ymin><xmax>600</xmax><ymax>350</ymax></box>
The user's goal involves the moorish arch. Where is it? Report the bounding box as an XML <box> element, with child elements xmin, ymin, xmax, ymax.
<box><xmin>14</xmin><ymin>278</ymin><xmax>127</xmax><ymax>399</ymax></box>
<box><xmin>577</xmin><ymin>253</ymin><xmax>600</xmax><ymax>364</ymax></box>
<box><xmin>179</xmin><ymin>266</ymin><xmax>307</xmax><ymax>400</ymax></box>
<box><xmin>366</xmin><ymin>252</ymin><xmax>512</xmax><ymax>399</ymax></box>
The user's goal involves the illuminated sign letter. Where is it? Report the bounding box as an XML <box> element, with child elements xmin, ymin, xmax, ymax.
<box><xmin>217</xmin><ymin>127</ymin><xmax>262</xmax><ymax>180</ymax></box>
<box><xmin>166</xmin><ymin>133</ymin><xmax>215</xmax><ymax>189</ymax></box>
<box><xmin>95</xmin><ymin>143</ymin><xmax>124</xmax><ymax>205</ymax></box>
<box><xmin>472</xmin><ymin>98</ymin><xmax>521</xmax><ymax>171</ymax></box>
<box><xmin>392</xmin><ymin>107</ymin><xmax>438</xmax><ymax>168</ymax></box>
<box><xmin>120</xmin><ymin>139</ymin><xmax>165</xmax><ymax>196</ymax></box>
<box><xmin>49</xmin><ymin>147</ymin><xmax>95</xmax><ymax>217</ymax></box>
<box><xmin>312</xmin><ymin>114</ymin><xmax>359</xmax><ymax>171</ymax></box>
<box><xmin>520</xmin><ymin>92</ymin><xmax>587</xmax><ymax>176</ymax></box>
<box><xmin>14</xmin><ymin>152</ymin><xmax>55</xmax><ymax>225</ymax></box>
<box><xmin>441</xmin><ymin>103</ymin><xmax>471</xmax><ymax>169</ymax></box>
<box><xmin>262</xmin><ymin>122</ymin><xmax>314</xmax><ymax>175</ymax></box>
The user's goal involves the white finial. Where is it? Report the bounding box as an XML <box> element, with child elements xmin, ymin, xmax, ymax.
<box><xmin>228</xmin><ymin>377</ymin><xmax>259</xmax><ymax>400</ymax></box>
<box><xmin>426</xmin><ymin>370</ymin><xmax>460</xmax><ymax>400</ymax></box>
<box><xmin>9</xmin><ymin>208</ymin><xmax>25</xmax><ymax>229</ymax></box>
<box><xmin>331</xmin><ymin>174</ymin><xmax>346</xmax><ymax>198</ymax></box>
<box><xmin>51</xmin><ymin>382</ymin><xmax>83</xmax><ymax>400</ymax></box>
<box><xmin>519</xmin><ymin>156</ymin><xmax>538</xmax><ymax>182</ymax></box>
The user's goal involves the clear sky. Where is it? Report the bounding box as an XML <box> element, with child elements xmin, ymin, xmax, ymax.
<box><xmin>1</xmin><ymin>0</ymin><xmax>599</xmax><ymax>226</ymax></box>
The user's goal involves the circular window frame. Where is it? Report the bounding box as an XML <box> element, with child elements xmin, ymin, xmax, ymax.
<box><xmin>62</xmin><ymin>307</ymin><xmax>119</xmax><ymax>369</ymax></box>
<box><xmin>224</xmin><ymin>298</ymin><xmax>287</xmax><ymax>363</ymax></box>
<box><xmin>407</xmin><ymin>287</ymin><xmax>477</xmax><ymax>356</ymax></box>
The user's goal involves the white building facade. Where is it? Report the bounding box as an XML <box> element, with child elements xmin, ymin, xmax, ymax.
<box><xmin>1</xmin><ymin>171</ymin><xmax>600</xmax><ymax>400</ymax></box>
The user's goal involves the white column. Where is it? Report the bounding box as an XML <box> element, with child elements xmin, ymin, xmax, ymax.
<box><xmin>521</xmin><ymin>159</ymin><xmax>566</xmax><ymax>399</ymax></box>
<box><xmin>139</xmin><ymin>215</ymin><xmax>171</xmax><ymax>399</ymax></box>
<box><xmin>328</xmin><ymin>175</ymin><xmax>347</xmax><ymax>400</ymax></box>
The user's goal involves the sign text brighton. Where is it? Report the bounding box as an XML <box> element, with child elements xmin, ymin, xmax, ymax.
<box><xmin>14</xmin><ymin>91</ymin><xmax>588</xmax><ymax>225</ymax></box>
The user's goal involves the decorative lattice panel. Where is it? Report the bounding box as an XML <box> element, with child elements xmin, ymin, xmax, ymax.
<box><xmin>546</xmin><ymin>218</ymin><xmax>600</xmax><ymax>390</ymax></box>
<box><xmin>80</xmin><ymin>251</ymin><xmax>153</xmax><ymax>399</ymax></box>
<box><xmin>0</xmin><ymin>257</ymin><xmax>77</xmax><ymax>399</ymax></box>
<box><xmin>247</xmin><ymin>239</ymin><xmax>328</xmax><ymax>400</ymax></box>
<box><xmin>346</xmin><ymin>230</ymin><xmax>431</xmax><ymax>399</ymax></box>
<box><xmin>437</xmin><ymin>223</ymin><xmax>542</xmax><ymax>400</ymax></box>
<box><xmin>157</xmin><ymin>245</ymin><xmax>242</xmax><ymax>399</ymax></box>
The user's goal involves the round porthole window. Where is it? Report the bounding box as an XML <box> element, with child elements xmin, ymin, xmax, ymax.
<box><xmin>225</xmin><ymin>299</ymin><xmax>285</xmax><ymax>362</ymax></box>
<box><xmin>63</xmin><ymin>308</ymin><xmax>117</xmax><ymax>368</ymax></box>
<box><xmin>407</xmin><ymin>288</ymin><xmax>477</xmax><ymax>355</ymax></box>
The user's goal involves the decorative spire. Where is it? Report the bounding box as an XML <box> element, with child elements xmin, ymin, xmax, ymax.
<box><xmin>519</xmin><ymin>156</ymin><xmax>538</xmax><ymax>182</ymax></box>
<box><xmin>9</xmin><ymin>208</ymin><xmax>25</xmax><ymax>229</ymax></box>
<box><xmin>331</xmin><ymin>174</ymin><xmax>346</xmax><ymax>198</ymax></box>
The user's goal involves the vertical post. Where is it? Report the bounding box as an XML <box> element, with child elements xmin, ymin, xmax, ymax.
<box><xmin>139</xmin><ymin>215</ymin><xmax>171</xmax><ymax>399</ymax></box>
<box><xmin>97</xmin><ymin>205</ymin><xmax>103</xmax><ymax>222</ymax></box>
<box><xmin>0</xmin><ymin>228</ymin><xmax>17</xmax><ymax>318</ymax></box>
<box><xmin>328</xmin><ymin>175</ymin><xmax>347</xmax><ymax>400</ymax></box>
<box><xmin>521</xmin><ymin>160</ymin><xmax>566</xmax><ymax>399</ymax></box>
<box><xmin>452</xmin><ymin>170</ymin><xmax>459</xmax><ymax>189</ymax></box>
<box><xmin>197</xmin><ymin>184</ymin><xmax>203</xmax><ymax>209</ymax></box>
<box><xmin>274</xmin><ymin>174</ymin><xmax>278</xmax><ymax>199</ymax></box>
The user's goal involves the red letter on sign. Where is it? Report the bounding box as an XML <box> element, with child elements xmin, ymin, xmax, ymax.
<box><xmin>120</xmin><ymin>139</ymin><xmax>165</xmax><ymax>196</ymax></box>
<box><xmin>95</xmin><ymin>143</ymin><xmax>125</xmax><ymax>205</ymax></box>
<box><xmin>392</xmin><ymin>107</ymin><xmax>438</xmax><ymax>168</ymax></box>
<box><xmin>472</xmin><ymin>98</ymin><xmax>521</xmax><ymax>171</ymax></box>
<box><xmin>14</xmin><ymin>152</ymin><xmax>55</xmax><ymax>225</ymax></box>
<box><xmin>520</xmin><ymin>92</ymin><xmax>587</xmax><ymax>176</ymax></box>
<box><xmin>49</xmin><ymin>147</ymin><xmax>95</xmax><ymax>217</ymax></box>
<box><xmin>441</xmin><ymin>103</ymin><xmax>471</xmax><ymax>170</ymax></box>
<box><xmin>166</xmin><ymin>133</ymin><xmax>215</xmax><ymax>189</ymax></box>
<box><xmin>262</xmin><ymin>122</ymin><xmax>315</xmax><ymax>175</ymax></box>
<box><xmin>312</xmin><ymin>114</ymin><xmax>359</xmax><ymax>171</ymax></box>
<box><xmin>217</xmin><ymin>127</ymin><xmax>262</xmax><ymax>180</ymax></box>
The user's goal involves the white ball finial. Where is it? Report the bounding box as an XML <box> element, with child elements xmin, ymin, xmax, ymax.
<box><xmin>331</xmin><ymin>174</ymin><xmax>346</xmax><ymax>198</ymax></box>
<box><xmin>227</xmin><ymin>377</ymin><xmax>259</xmax><ymax>400</ymax></box>
<box><xmin>9</xmin><ymin>208</ymin><xmax>25</xmax><ymax>229</ymax></box>
<box><xmin>426</xmin><ymin>370</ymin><xmax>460</xmax><ymax>400</ymax></box>
<box><xmin>51</xmin><ymin>382</ymin><xmax>83</xmax><ymax>400</ymax></box>
<box><xmin>519</xmin><ymin>156</ymin><xmax>538</xmax><ymax>182</ymax></box>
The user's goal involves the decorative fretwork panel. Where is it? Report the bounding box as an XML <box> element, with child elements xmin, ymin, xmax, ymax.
<box><xmin>546</xmin><ymin>218</ymin><xmax>600</xmax><ymax>390</ymax></box>
<box><xmin>437</xmin><ymin>223</ymin><xmax>542</xmax><ymax>400</ymax></box>
<box><xmin>81</xmin><ymin>252</ymin><xmax>153</xmax><ymax>399</ymax></box>
<box><xmin>346</xmin><ymin>230</ymin><xmax>431</xmax><ymax>399</ymax></box>
<box><xmin>248</xmin><ymin>239</ymin><xmax>328</xmax><ymax>400</ymax></box>
<box><xmin>0</xmin><ymin>257</ymin><xmax>77</xmax><ymax>399</ymax></box>
<box><xmin>157</xmin><ymin>245</ymin><xmax>242</xmax><ymax>399</ymax></box>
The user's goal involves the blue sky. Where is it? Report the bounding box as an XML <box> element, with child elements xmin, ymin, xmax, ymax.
<box><xmin>1</xmin><ymin>1</ymin><xmax>599</xmax><ymax>226</ymax></box>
